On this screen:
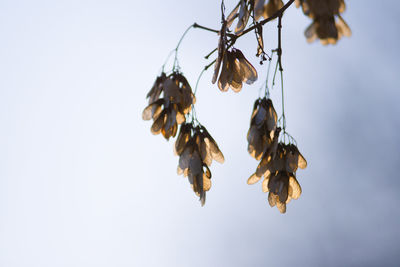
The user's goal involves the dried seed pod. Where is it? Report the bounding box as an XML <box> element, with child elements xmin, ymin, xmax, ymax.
<box><xmin>216</xmin><ymin>49</ymin><xmax>258</xmax><ymax>92</ymax></box>
<box><xmin>263</xmin><ymin>0</ymin><xmax>284</xmax><ymax>19</ymax></box>
<box><xmin>297</xmin><ymin>0</ymin><xmax>351</xmax><ymax>44</ymax></box>
<box><xmin>175</xmin><ymin>123</ymin><xmax>224</xmax><ymax>206</ymax></box>
<box><xmin>143</xmin><ymin>72</ymin><xmax>196</xmax><ymax>140</ymax></box>
<box><xmin>146</xmin><ymin>72</ymin><xmax>167</xmax><ymax>104</ymax></box>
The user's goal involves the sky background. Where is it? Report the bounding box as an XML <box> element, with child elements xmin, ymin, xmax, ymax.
<box><xmin>1</xmin><ymin>0</ymin><xmax>400</xmax><ymax>266</ymax></box>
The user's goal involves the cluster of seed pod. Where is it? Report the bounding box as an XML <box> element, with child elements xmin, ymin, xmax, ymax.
<box><xmin>175</xmin><ymin>123</ymin><xmax>224</xmax><ymax>205</ymax></box>
<box><xmin>246</xmin><ymin>97</ymin><xmax>307</xmax><ymax>213</ymax></box>
<box><xmin>296</xmin><ymin>0</ymin><xmax>351</xmax><ymax>44</ymax></box>
<box><xmin>143</xmin><ymin>72</ymin><xmax>224</xmax><ymax>205</ymax></box>
<box><xmin>142</xmin><ymin>72</ymin><xmax>195</xmax><ymax>140</ymax></box>
<box><xmin>214</xmin><ymin>48</ymin><xmax>258</xmax><ymax>92</ymax></box>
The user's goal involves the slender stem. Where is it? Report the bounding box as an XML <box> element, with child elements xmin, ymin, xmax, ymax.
<box><xmin>193</xmin><ymin>23</ymin><xmax>219</xmax><ymax>34</ymax></box>
<box><xmin>161</xmin><ymin>49</ymin><xmax>176</xmax><ymax>72</ymax></box>
<box><xmin>173</xmin><ymin>24</ymin><xmax>194</xmax><ymax>70</ymax></box>
<box><xmin>280</xmin><ymin>69</ymin><xmax>286</xmax><ymax>132</ymax></box>
<box><xmin>264</xmin><ymin>50</ymin><xmax>275</xmax><ymax>97</ymax></box>
<box><xmin>194</xmin><ymin>68</ymin><xmax>206</xmax><ymax>95</ymax></box>
<box><xmin>272</xmin><ymin>59</ymin><xmax>279</xmax><ymax>89</ymax></box>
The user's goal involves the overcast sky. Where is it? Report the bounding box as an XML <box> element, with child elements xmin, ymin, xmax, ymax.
<box><xmin>1</xmin><ymin>0</ymin><xmax>399</xmax><ymax>266</ymax></box>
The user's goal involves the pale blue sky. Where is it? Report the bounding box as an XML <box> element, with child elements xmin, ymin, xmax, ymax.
<box><xmin>1</xmin><ymin>1</ymin><xmax>399</xmax><ymax>266</ymax></box>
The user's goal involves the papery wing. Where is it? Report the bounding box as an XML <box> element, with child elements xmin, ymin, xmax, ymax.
<box><xmin>254</xmin><ymin>0</ymin><xmax>266</xmax><ymax>21</ymax></box>
<box><xmin>247</xmin><ymin>173</ymin><xmax>261</xmax><ymax>185</ymax></box>
<box><xmin>256</xmin><ymin>155</ymin><xmax>270</xmax><ymax>177</ymax></box>
<box><xmin>265</xmin><ymin>99</ymin><xmax>277</xmax><ymax>131</ymax></box>
<box><xmin>163</xmin><ymin>77</ymin><xmax>182</xmax><ymax>103</ymax></box>
<box><xmin>262</xmin><ymin>176</ymin><xmax>270</xmax><ymax>192</ymax></box>
<box><xmin>296</xmin><ymin>148</ymin><xmax>307</xmax><ymax>169</ymax></box>
<box><xmin>203</xmin><ymin>128</ymin><xmax>225</xmax><ymax>164</ymax></box>
<box><xmin>189</xmin><ymin>150</ymin><xmax>203</xmax><ymax>176</ymax></box>
<box><xmin>235</xmin><ymin>49</ymin><xmax>258</xmax><ymax>84</ymax></box>
<box><xmin>179</xmin><ymin>142</ymin><xmax>194</xmax><ymax>175</ymax></box>
<box><xmin>218</xmin><ymin>53</ymin><xmax>230</xmax><ymax>92</ymax></box>
<box><xmin>175</xmin><ymin>123</ymin><xmax>191</xmax><ymax>156</ymax></box>
<box><xmin>276</xmin><ymin>201</ymin><xmax>286</xmax><ymax>213</ymax></box>
<box><xmin>289</xmin><ymin>175</ymin><xmax>302</xmax><ymax>200</ymax></box>
<box><xmin>336</xmin><ymin>15</ymin><xmax>351</xmax><ymax>38</ymax></box>
<box><xmin>285</xmin><ymin>147</ymin><xmax>299</xmax><ymax>173</ymax></box>
<box><xmin>264</xmin><ymin>0</ymin><xmax>284</xmax><ymax>19</ymax></box>
<box><xmin>147</xmin><ymin>73</ymin><xmax>166</xmax><ymax>104</ymax></box>
<box><xmin>150</xmin><ymin>110</ymin><xmax>166</xmax><ymax>135</ymax></box>
<box><xmin>164</xmin><ymin>109</ymin><xmax>177</xmax><ymax>139</ymax></box>
<box><xmin>230</xmin><ymin>57</ymin><xmax>243</xmax><ymax>93</ymax></box>
<box><xmin>277</xmin><ymin>175</ymin><xmax>289</xmax><ymax>203</ymax></box>
<box><xmin>213</xmin><ymin>22</ymin><xmax>227</xmax><ymax>84</ymax></box>
<box><xmin>203</xmin><ymin>174</ymin><xmax>212</xmax><ymax>191</ymax></box>
<box><xmin>250</xmin><ymin>99</ymin><xmax>260</xmax><ymax>122</ymax></box>
<box><xmin>254</xmin><ymin>102</ymin><xmax>267</xmax><ymax>127</ymax></box>
<box><xmin>226</xmin><ymin>3</ymin><xmax>240</xmax><ymax>29</ymax></box>
<box><xmin>305</xmin><ymin>22</ymin><xmax>317</xmax><ymax>43</ymax></box>
<box><xmin>199</xmin><ymin>135</ymin><xmax>212</xmax><ymax>166</ymax></box>
<box><xmin>142</xmin><ymin>99</ymin><xmax>164</xmax><ymax>121</ymax></box>
<box><xmin>268</xmin><ymin>192</ymin><xmax>277</xmax><ymax>207</ymax></box>
<box><xmin>235</xmin><ymin>0</ymin><xmax>250</xmax><ymax>34</ymax></box>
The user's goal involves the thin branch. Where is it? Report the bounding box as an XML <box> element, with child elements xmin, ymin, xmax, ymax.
<box><xmin>173</xmin><ymin>24</ymin><xmax>194</xmax><ymax>70</ymax></box>
<box><xmin>277</xmin><ymin>15</ymin><xmax>283</xmax><ymax>71</ymax></box>
<box><xmin>193</xmin><ymin>0</ymin><xmax>295</xmax><ymax>40</ymax></box>
<box><xmin>193</xmin><ymin>23</ymin><xmax>219</xmax><ymax>34</ymax></box>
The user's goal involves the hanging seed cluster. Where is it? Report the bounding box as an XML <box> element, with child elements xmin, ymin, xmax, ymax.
<box><xmin>296</xmin><ymin>0</ymin><xmax>351</xmax><ymax>44</ymax></box>
<box><xmin>175</xmin><ymin>124</ymin><xmax>224</xmax><ymax>206</ymax></box>
<box><xmin>142</xmin><ymin>72</ymin><xmax>195</xmax><ymax>140</ymax></box>
<box><xmin>246</xmin><ymin>98</ymin><xmax>307</xmax><ymax>213</ymax></box>
<box><xmin>143</xmin><ymin>72</ymin><xmax>223</xmax><ymax>205</ymax></box>
<box><xmin>143</xmin><ymin>0</ymin><xmax>350</xmax><ymax>211</ymax></box>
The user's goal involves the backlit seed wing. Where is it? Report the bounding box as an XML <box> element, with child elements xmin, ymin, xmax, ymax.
<box><xmin>150</xmin><ymin>110</ymin><xmax>166</xmax><ymax>135</ymax></box>
<box><xmin>268</xmin><ymin>192</ymin><xmax>277</xmax><ymax>207</ymax></box>
<box><xmin>230</xmin><ymin>58</ymin><xmax>243</xmax><ymax>92</ymax></box>
<box><xmin>250</xmin><ymin>99</ymin><xmax>260</xmax><ymax>121</ymax></box>
<box><xmin>202</xmin><ymin>128</ymin><xmax>224</xmax><ymax>164</ymax></box>
<box><xmin>305</xmin><ymin>22</ymin><xmax>317</xmax><ymax>43</ymax></box>
<box><xmin>189</xmin><ymin>151</ymin><xmax>203</xmax><ymax>176</ymax></box>
<box><xmin>142</xmin><ymin>99</ymin><xmax>163</xmax><ymax>121</ymax></box>
<box><xmin>265</xmin><ymin>99</ymin><xmax>277</xmax><ymax>131</ymax></box>
<box><xmin>203</xmin><ymin>175</ymin><xmax>212</xmax><ymax>191</ymax></box>
<box><xmin>254</xmin><ymin>103</ymin><xmax>267</xmax><ymax>126</ymax></box>
<box><xmin>147</xmin><ymin>73</ymin><xmax>166</xmax><ymax>104</ymax></box>
<box><xmin>235</xmin><ymin>0</ymin><xmax>250</xmax><ymax>34</ymax></box>
<box><xmin>213</xmin><ymin>22</ymin><xmax>227</xmax><ymax>84</ymax></box>
<box><xmin>199</xmin><ymin>135</ymin><xmax>212</xmax><ymax>166</ymax></box>
<box><xmin>164</xmin><ymin>109</ymin><xmax>177</xmax><ymax>139</ymax></box>
<box><xmin>264</xmin><ymin>0</ymin><xmax>284</xmax><ymax>19</ymax></box>
<box><xmin>247</xmin><ymin>173</ymin><xmax>261</xmax><ymax>185</ymax></box>
<box><xmin>235</xmin><ymin>50</ymin><xmax>258</xmax><ymax>84</ymax></box>
<box><xmin>262</xmin><ymin>177</ymin><xmax>270</xmax><ymax>192</ymax></box>
<box><xmin>297</xmin><ymin>154</ymin><xmax>307</xmax><ymax>168</ymax></box>
<box><xmin>289</xmin><ymin>175</ymin><xmax>302</xmax><ymax>200</ymax></box>
<box><xmin>163</xmin><ymin>78</ymin><xmax>182</xmax><ymax>103</ymax></box>
<box><xmin>336</xmin><ymin>15</ymin><xmax>351</xmax><ymax>38</ymax></box>
<box><xmin>179</xmin><ymin>143</ymin><xmax>194</xmax><ymax>175</ymax></box>
<box><xmin>277</xmin><ymin>176</ymin><xmax>289</xmax><ymax>203</ymax></box>
<box><xmin>175</xmin><ymin>123</ymin><xmax>191</xmax><ymax>155</ymax></box>
<box><xmin>276</xmin><ymin>201</ymin><xmax>286</xmax><ymax>213</ymax></box>
<box><xmin>218</xmin><ymin>53</ymin><xmax>231</xmax><ymax>92</ymax></box>
<box><xmin>226</xmin><ymin>3</ymin><xmax>240</xmax><ymax>29</ymax></box>
<box><xmin>254</xmin><ymin>0</ymin><xmax>266</xmax><ymax>21</ymax></box>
